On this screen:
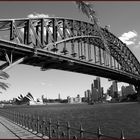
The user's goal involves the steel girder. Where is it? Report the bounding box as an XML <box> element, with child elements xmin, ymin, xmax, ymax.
<box><xmin>0</xmin><ymin>17</ymin><xmax>139</xmax><ymax>85</ymax></box>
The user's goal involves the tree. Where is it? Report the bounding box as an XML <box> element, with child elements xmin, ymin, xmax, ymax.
<box><xmin>75</xmin><ymin>1</ymin><xmax>109</xmax><ymax>53</ymax></box>
<box><xmin>0</xmin><ymin>70</ymin><xmax>9</xmax><ymax>92</ymax></box>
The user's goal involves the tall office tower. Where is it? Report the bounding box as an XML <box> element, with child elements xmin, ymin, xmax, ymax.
<box><xmin>112</xmin><ymin>81</ymin><xmax>118</xmax><ymax>98</ymax></box>
<box><xmin>108</xmin><ymin>85</ymin><xmax>114</xmax><ymax>97</ymax></box>
<box><xmin>87</xmin><ymin>89</ymin><xmax>91</xmax><ymax>103</ymax></box>
<box><xmin>91</xmin><ymin>83</ymin><xmax>94</xmax><ymax>102</ymax></box>
<box><xmin>84</xmin><ymin>91</ymin><xmax>87</xmax><ymax>99</ymax></box>
<box><xmin>91</xmin><ymin>83</ymin><xmax>94</xmax><ymax>95</ymax></box>
<box><xmin>94</xmin><ymin>77</ymin><xmax>102</xmax><ymax>100</ymax></box>
<box><xmin>91</xmin><ymin>83</ymin><xmax>98</xmax><ymax>102</ymax></box>
<box><xmin>101</xmin><ymin>87</ymin><xmax>104</xmax><ymax>97</ymax></box>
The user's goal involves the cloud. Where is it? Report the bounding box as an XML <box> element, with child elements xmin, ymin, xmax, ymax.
<box><xmin>27</xmin><ymin>12</ymin><xmax>49</xmax><ymax>18</ymax></box>
<box><xmin>119</xmin><ymin>30</ymin><xmax>137</xmax><ymax>45</ymax></box>
<box><xmin>41</xmin><ymin>82</ymin><xmax>52</xmax><ymax>87</ymax></box>
<box><xmin>41</xmin><ymin>82</ymin><xmax>46</xmax><ymax>86</ymax></box>
<box><xmin>19</xmin><ymin>13</ymin><xmax>51</xmax><ymax>39</ymax></box>
<box><xmin>21</xmin><ymin>13</ymin><xmax>61</xmax><ymax>39</ymax></box>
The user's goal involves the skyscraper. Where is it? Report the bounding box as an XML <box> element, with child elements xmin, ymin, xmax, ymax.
<box><xmin>91</xmin><ymin>83</ymin><xmax>98</xmax><ymax>102</ymax></box>
<box><xmin>87</xmin><ymin>89</ymin><xmax>91</xmax><ymax>103</ymax></box>
<box><xmin>112</xmin><ymin>81</ymin><xmax>118</xmax><ymax>98</ymax></box>
<box><xmin>108</xmin><ymin>81</ymin><xmax>118</xmax><ymax>99</ymax></box>
<box><xmin>94</xmin><ymin>77</ymin><xmax>102</xmax><ymax>100</ymax></box>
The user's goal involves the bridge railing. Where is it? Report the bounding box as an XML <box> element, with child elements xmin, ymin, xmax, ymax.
<box><xmin>0</xmin><ymin>108</ymin><xmax>125</xmax><ymax>139</ymax></box>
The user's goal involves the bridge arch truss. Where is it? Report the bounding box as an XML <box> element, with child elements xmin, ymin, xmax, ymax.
<box><xmin>0</xmin><ymin>17</ymin><xmax>139</xmax><ymax>86</ymax></box>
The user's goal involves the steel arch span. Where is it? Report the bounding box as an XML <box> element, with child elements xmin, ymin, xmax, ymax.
<box><xmin>0</xmin><ymin>17</ymin><xmax>140</xmax><ymax>87</ymax></box>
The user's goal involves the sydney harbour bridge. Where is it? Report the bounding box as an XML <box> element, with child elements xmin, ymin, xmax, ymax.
<box><xmin>0</xmin><ymin>17</ymin><xmax>140</xmax><ymax>93</ymax></box>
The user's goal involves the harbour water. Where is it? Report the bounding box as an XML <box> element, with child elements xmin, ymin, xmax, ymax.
<box><xmin>4</xmin><ymin>102</ymin><xmax>140</xmax><ymax>138</ymax></box>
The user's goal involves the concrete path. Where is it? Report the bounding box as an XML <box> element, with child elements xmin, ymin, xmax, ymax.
<box><xmin>0</xmin><ymin>116</ymin><xmax>48</xmax><ymax>139</ymax></box>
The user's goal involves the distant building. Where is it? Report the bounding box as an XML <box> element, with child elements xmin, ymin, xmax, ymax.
<box><xmin>84</xmin><ymin>77</ymin><xmax>104</xmax><ymax>103</ymax></box>
<box><xmin>84</xmin><ymin>89</ymin><xmax>91</xmax><ymax>103</ymax></box>
<box><xmin>121</xmin><ymin>84</ymin><xmax>135</xmax><ymax>97</ymax></box>
<box><xmin>67</xmin><ymin>94</ymin><xmax>82</xmax><ymax>104</ymax></box>
<box><xmin>84</xmin><ymin>91</ymin><xmax>88</xmax><ymax>99</ymax></box>
<box><xmin>121</xmin><ymin>86</ymin><xmax>126</xmax><ymax>97</ymax></box>
<box><xmin>87</xmin><ymin>90</ymin><xmax>91</xmax><ymax>102</ymax></box>
<box><xmin>94</xmin><ymin>77</ymin><xmax>102</xmax><ymax>100</ymax></box>
<box><xmin>112</xmin><ymin>81</ymin><xmax>118</xmax><ymax>98</ymax></box>
<box><xmin>107</xmin><ymin>81</ymin><xmax>118</xmax><ymax>99</ymax></box>
<box><xmin>91</xmin><ymin>87</ymin><xmax>98</xmax><ymax>102</ymax></box>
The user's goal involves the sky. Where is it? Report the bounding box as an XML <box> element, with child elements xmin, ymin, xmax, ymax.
<box><xmin>0</xmin><ymin>1</ymin><xmax>140</xmax><ymax>100</ymax></box>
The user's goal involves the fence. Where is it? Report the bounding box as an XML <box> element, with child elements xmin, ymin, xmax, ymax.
<box><xmin>0</xmin><ymin>108</ymin><xmax>125</xmax><ymax>139</ymax></box>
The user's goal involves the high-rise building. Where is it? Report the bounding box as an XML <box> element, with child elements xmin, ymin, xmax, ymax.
<box><xmin>121</xmin><ymin>84</ymin><xmax>135</xmax><ymax>97</ymax></box>
<box><xmin>112</xmin><ymin>81</ymin><xmax>118</xmax><ymax>98</ymax></box>
<box><xmin>108</xmin><ymin>85</ymin><xmax>113</xmax><ymax>97</ymax></box>
<box><xmin>91</xmin><ymin>83</ymin><xmax>98</xmax><ymax>102</ymax></box>
<box><xmin>101</xmin><ymin>87</ymin><xmax>104</xmax><ymax>97</ymax></box>
<box><xmin>87</xmin><ymin>89</ymin><xmax>91</xmax><ymax>103</ymax></box>
<box><xmin>84</xmin><ymin>91</ymin><xmax>88</xmax><ymax>99</ymax></box>
<box><xmin>84</xmin><ymin>90</ymin><xmax>91</xmax><ymax>103</ymax></box>
<box><xmin>121</xmin><ymin>86</ymin><xmax>126</xmax><ymax>97</ymax></box>
<box><xmin>91</xmin><ymin>87</ymin><xmax>98</xmax><ymax>102</ymax></box>
<box><xmin>67</xmin><ymin>94</ymin><xmax>81</xmax><ymax>104</ymax></box>
<box><xmin>94</xmin><ymin>77</ymin><xmax>102</xmax><ymax>100</ymax></box>
<box><xmin>108</xmin><ymin>81</ymin><xmax>118</xmax><ymax>98</ymax></box>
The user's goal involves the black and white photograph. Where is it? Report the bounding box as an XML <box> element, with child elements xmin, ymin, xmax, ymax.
<box><xmin>0</xmin><ymin>1</ymin><xmax>139</xmax><ymax>139</ymax></box>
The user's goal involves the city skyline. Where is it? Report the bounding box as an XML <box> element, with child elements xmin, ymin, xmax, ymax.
<box><xmin>0</xmin><ymin>1</ymin><xmax>140</xmax><ymax>100</ymax></box>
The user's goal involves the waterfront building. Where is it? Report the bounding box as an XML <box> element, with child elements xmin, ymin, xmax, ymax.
<box><xmin>112</xmin><ymin>81</ymin><xmax>118</xmax><ymax>98</ymax></box>
<box><xmin>107</xmin><ymin>81</ymin><xmax>118</xmax><ymax>99</ymax></box>
<box><xmin>121</xmin><ymin>86</ymin><xmax>126</xmax><ymax>97</ymax></box>
<box><xmin>84</xmin><ymin>90</ymin><xmax>88</xmax><ymax>99</ymax></box>
<box><xmin>107</xmin><ymin>88</ymin><xmax>111</xmax><ymax>97</ymax></box>
<box><xmin>83</xmin><ymin>90</ymin><xmax>91</xmax><ymax>103</ymax></box>
<box><xmin>101</xmin><ymin>87</ymin><xmax>104</xmax><ymax>99</ymax></box>
<box><xmin>84</xmin><ymin>77</ymin><xmax>104</xmax><ymax>103</ymax></box>
<box><xmin>94</xmin><ymin>77</ymin><xmax>102</xmax><ymax>100</ymax></box>
<box><xmin>87</xmin><ymin>89</ymin><xmax>91</xmax><ymax>103</ymax></box>
<box><xmin>91</xmin><ymin>87</ymin><xmax>98</xmax><ymax>102</ymax></box>
<box><xmin>67</xmin><ymin>94</ymin><xmax>82</xmax><ymax>104</ymax></box>
<box><xmin>121</xmin><ymin>84</ymin><xmax>135</xmax><ymax>97</ymax></box>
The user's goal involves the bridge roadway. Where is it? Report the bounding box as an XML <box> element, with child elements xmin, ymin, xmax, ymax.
<box><xmin>0</xmin><ymin>115</ymin><xmax>48</xmax><ymax>139</ymax></box>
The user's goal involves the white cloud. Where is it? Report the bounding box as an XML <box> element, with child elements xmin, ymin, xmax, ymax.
<box><xmin>41</xmin><ymin>82</ymin><xmax>46</xmax><ymax>86</ymax></box>
<box><xmin>27</xmin><ymin>12</ymin><xmax>49</xmax><ymax>18</ymax></box>
<box><xmin>119</xmin><ymin>30</ymin><xmax>137</xmax><ymax>45</ymax></box>
<box><xmin>41</xmin><ymin>82</ymin><xmax>52</xmax><ymax>87</ymax></box>
<box><xmin>19</xmin><ymin>13</ymin><xmax>51</xmax><ymax>38</ymax></box>
<box><xmin>25</xmin><ymin>13</ymin><xmax>61</xmax><ymax>38</ymax></box>
<box><xmin>121</xmin><ymin>40</ymin><xmax>135</xmax><ymax>45</ymax></box>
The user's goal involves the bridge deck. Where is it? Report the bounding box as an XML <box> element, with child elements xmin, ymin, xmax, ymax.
<box><xmin>0</xmin><ymin>17</ymin><xmax>139</xmax><ymax>86</ymax></box>
<box><xmin>0</xmin><ymin>39</ymin><xmax>139</xmax><ymax>85</ymax></box>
